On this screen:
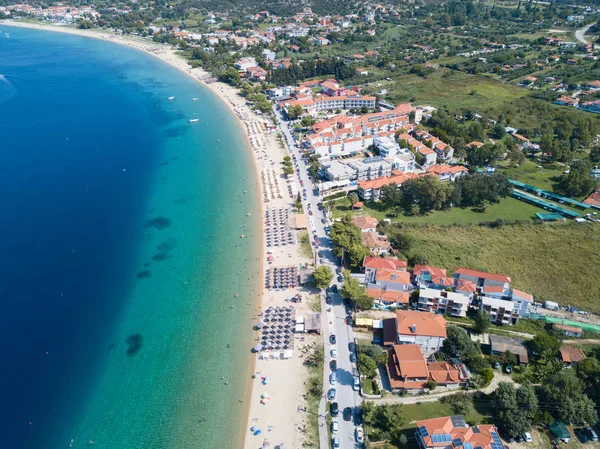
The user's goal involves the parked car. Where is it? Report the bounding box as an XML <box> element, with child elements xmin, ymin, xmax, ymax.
<box><xmin>354</xmin><ymin>408</ymin><xmax>363</xmax><ymax>426</ymax></box>
<box><xmin>350</xmin><ymin>352</ymin><xmax>357</xmax><ymax>363</ymax></box>
<box><xmin>330</xmin><ymin>402</ymin><xmax>338</xmax><ymax>417</ymax></box>
<box><xmin>349</xmin><ymin>342</ymin><xmax>356</xmax><ymax>352</ymax></box>
<box><xmin>493</xmin><ymin>361</ymin><xmax>500</xmax><ymax>370</ymax></box>
<box><xmin>329</xmin><ymin>334</ymin><xmax>336</xmax><ymax>344</ymax></box>
<box><xmin>331</xmin><ymin>420</ymin><xmax>339</xmax><ymax>433</ymax></box>
<box><xmin>327</xmin><ymin>388</ymin><xmax>336</xmax><ymax>400</ymax></box>
<box><xmin>505</xmin><ymin>364</ymin><xmax>513</xmax><ymax>374</ymax></box>
<box><xmin>332</xmin><ymin>436</ymin><xmax>340</xmax><ymax>448</ymax></box>
<box><xmin>337</xmin><ymin>275</ymin><xmax>344</xmax><ymax>282</ymax></box>
<box><xmin>524</xmin><ymin>432</ymin><xmax>532</xmax><ymax>443</ymax></box>
<box><xmin>330</xmin><ymin>371</ymin><xmax>337</xmax><ymax>385</ymax></box>
<box><xmin>331</xmin><ymin>284</ymin><xmax>338</xmax><ymax>293</ymax></box>
<box><xmin>330</xmin><ymin>360</ymin><xmax>337</xmax><ymax>371</ymax></box>
<box><xmin>356</xmin><ymin>427</ymin><xmax>365</xmax><ymax>443</ymax></box>
<box><xmin>575</xmin><ymin>428</ymin><xmax>589</xmax><ymax>444</ymax></box>
<box><xmin>353</xmin><ymin>376</ymin><xmax>361</xmax><ymax>391</ymax></box>
<box><xmin>586</xmin><ymin>426</ymin><xmax>599</xmax><ymax>442</ymax></box>
<box><xmin>343</xmin><ymin>407</ymin><xmax>353</xmax><ymax>421</ymax></box>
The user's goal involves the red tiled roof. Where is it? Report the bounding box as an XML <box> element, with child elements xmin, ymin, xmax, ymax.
<box><xmin>560</xmin><ymin>347</ymin><xmax>586</xmax><ymax>363</ymax></box>
<box><xmin>413</xmin><ymin>265</ymin><xmax>447</xmax><ymax>278</ymax></box>
<box><xmin>512</xmin><ymin>289</ymin><xmax>533</xmax><ymax>301</ymax></box>
<box><xmin>455</xmin><ymin>268</ymin><xmax>511</xmax><ymax>284</ymax></box>
<box><xmin>555</xmin><ymin>324</ymin><xmax>583</xmax><ymax>335</ymax></box>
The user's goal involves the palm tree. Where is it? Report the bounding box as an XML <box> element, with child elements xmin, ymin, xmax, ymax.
<box><xmin>348</xmin><ymin>192</ymin><xmax>359</xmax><ymax>207</ymax></box>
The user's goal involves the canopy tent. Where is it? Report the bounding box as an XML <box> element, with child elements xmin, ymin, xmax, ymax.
<box><xmin>549</xmin><ymin>422</ymin><xmax>571</xmax><ymax>442</ymax></box>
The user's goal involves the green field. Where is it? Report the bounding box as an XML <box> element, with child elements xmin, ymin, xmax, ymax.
<box><xmin>498</xmin><ymin>160</ymin><xmax>566</xmax><ymax>192</ymax></box>
<box><xmin>376</xmin><ymin>69</ymin><xmax>529</xmax><ymax>111</ymax></box>
<box><xmin>402</xmin><ymin>223</ymin><xmax>600</xmax><ymax>312</ymax></box>
<box><xmin>333</xmin><ymin>196</ymin><xmax>544</xmax><ymax>225</ymax></box>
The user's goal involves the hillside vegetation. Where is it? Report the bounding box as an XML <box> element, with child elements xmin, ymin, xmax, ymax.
<box><xmin>403</xmin><ymin>223</ymin><xmax>600</xmax><ymax>312</ymax></box>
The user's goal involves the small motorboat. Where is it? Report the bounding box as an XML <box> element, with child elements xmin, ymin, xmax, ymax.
<box><xmin>168</xmin><ymin>96</ymin><xmax>175</xmax><ymax>100</ymax></box>
<box><xmin>189</xmin><ymin>119</ymin><xmax>199</xmax><ymax>123</ymax></box>
<box><xmin>192</xmin><ymin>98</ymin><xmax>198</xmax><ymax>101</ymax></box>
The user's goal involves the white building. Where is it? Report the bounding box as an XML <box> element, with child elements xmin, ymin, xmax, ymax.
<box><xmin>481</xmin><ymin>297</ymin><xmax>518</xmax><ymax>325</ymax></box>
<box><xmin>348</xmin><ymin>157</ymin><xmax>392</xmax><ymax>181</ymax></box>
<box><xmin>417</xmin><ymin>288</ymin><xmax>470</xmax><ymax>318</ymax></box>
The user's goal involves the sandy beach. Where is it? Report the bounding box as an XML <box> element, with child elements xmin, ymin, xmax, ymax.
<box><xmin>1</xmin><ymin>20</ymin><xmax>315</xmax><ymax>449</ymax></box>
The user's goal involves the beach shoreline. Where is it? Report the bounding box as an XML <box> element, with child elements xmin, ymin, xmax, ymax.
<box><xmin>1</xmin><ymin>19</ymin><xmax>272</xmax><ymax>449</ymax></box>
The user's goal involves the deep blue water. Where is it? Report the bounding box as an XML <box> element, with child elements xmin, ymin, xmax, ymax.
<box><xmin>0</xmin><ymin>27</ymin><xmax>260</xmax><ymax>448</ymax></box>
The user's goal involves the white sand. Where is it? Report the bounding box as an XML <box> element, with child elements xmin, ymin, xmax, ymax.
<box><xmin>1</xmin><ymin>20</ymin><xmax>315</xmax><ymax>449</ymax></box>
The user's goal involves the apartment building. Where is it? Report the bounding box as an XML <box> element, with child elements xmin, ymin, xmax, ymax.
<box><xmin>415</xmin><ymin>416</ymin><xmax>505</xmax><ymax>449</ymax></box>
<box><xmin>392</xmin><ymin>310</ymin><xmax>447</xmax><ymax>355</ymax></box>
<box><xmin>348</xmin><ymin>156</ymin><xmax>392</xmax><ymax>181</ymax></box>
<box><xmin>417</xmin><ymin>288</ymin><xmax>470</xmax><ymax>318</ymax></box>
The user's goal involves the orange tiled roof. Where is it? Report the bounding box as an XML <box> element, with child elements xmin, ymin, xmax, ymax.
<box><xmin>375</xmin><ymin>268</ymin><xmax>411</xmax><ymax>284</ymax></box>
<box><xmin>352</xmin><ymin>216</ymin><xmax>379</xmax><ymax>230</ymax></box>
<box><xmin>416</xmin><ymin>416</ymin><xmax>503</xmax><ymax>449</ymax></box>
<box><xmin>364</xmin><ymin>256</ymin><xmax>407</xmax><ymax>271</ymax></box>
<box><xmin>413</xmin><ymin>264</ymin><xmax>447</xmax><ymax>278</ymax></box>
<box><xmin>367</xmin><ymin>288</ymin><xmax>410</xmax><ymax>304</ymax></box>
<box><xmin>396</xmin><ymin>310</ymin><xmax>447</xmax><ymax>338</ymax></box>
<box><xmin>391</xmin><ymin>344</ymin><xmax>429</xmax><ymax>378</ymax></box>
<box><xmin>362</xmin><ymin>232</ymin><xmax>392</xmax><ymax>250</ymax></box>
<box><xmin>555</xmin><ymin>324</ymin><xmax>582</xmax><ymax>335</ymax></box>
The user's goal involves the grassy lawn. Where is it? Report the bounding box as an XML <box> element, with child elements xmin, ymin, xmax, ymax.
<box><xmin>402</xmin><ymin>223</ymin><xmax>600</xmax><ymax>312</ymax></box>
<box><xmin>401</xmin><ymin>401</ymin><xmax>487</xmax><ymax>430</ymax></box>
<box><xmin>362</xmin><ymin>377</ymin><xmax>378</xmax><ymax>395</ymax></box>
<box><xmin>304</xmin><ymin>351</ymin><xmax>324</xmax><ymax>448</ymax></box>
<box><xmin>333</xmin><ymin>196</ymin><xmax>544</xmax><ymax>225</ymax></box>
<box><xmin>498</xmin><ymin>160</ymin><xmax>566</xmax><ymax>192</ymax></box>
<box><xmin>299</xmin><ymin>231</ymin><xmax>314</xmax><ymax>259</ymax></box>
<box><xmin>375</xmin><ymin>69</ymin><xmax>528</xmax><ymax>111</ymax></box>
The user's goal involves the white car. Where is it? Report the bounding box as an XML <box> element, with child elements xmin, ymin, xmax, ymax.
<box><xmin>356</xmin><ymin>427</ymin><xmax>364</xmax><ymax>443</ymax></box>
<box><xmin>331</xmin><ymin>420</ymin><xmax>339</xmax><ymax>433</ymax></box>
<box><xmin>524</xmin><ymin>432</ymin><xmax>532</xmax><ymax>443</ymax></box>
<box><xmin>331</xmin><ymin>348</ymin><xmax>337</xmax><ymax>358</ymax></box>
<box><xmin>353</xmin><ymin>376</ymin><xmax>360</xmax><ymax>391</ymax></box>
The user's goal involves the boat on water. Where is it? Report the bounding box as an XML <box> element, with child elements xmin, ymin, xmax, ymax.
<box><xmin>192</xmin><ymin>98</ymin><xmax>198</xmax><ymax>101</ymax></box>
<box><xmin>168</xmin><ymin>96</ymin><xmax>175</xmax><ymax>100</ymax></box>
<box><xmin>189</xmin><ymin>119</ymin><xmax>199</xmax><ymax>123</ymax></box>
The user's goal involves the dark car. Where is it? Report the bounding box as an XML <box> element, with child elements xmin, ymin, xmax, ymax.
<box><xmin>354</xmin><ymin>408</ymin><xmax>363</xmax><ymax>426</ymax></box>
<box><xmin>576</xmin><ymin>428</ymin><xmax>589</xmax><ymax>444</ymax></box>
<box><xmin>343</xmin><ymin>407</ymin><xmax>353</xmax><ymax>421</ymax></box>
<box><xmin>348</xmin><ymin>342</ymin><xmax>356</xmax><ymax>352</ymax></box>
<box><xmin>330</xmin><ymin>402</ymin><xmax>339</xmax><ymax>417</ymax></box>
<box><xmin>350</xmin><ymin>352</ymin><xmax>357</xmax><ymax>363</ymax></box>
<box><xmin>337</xmin><ymin>275</ymin><xmax>344</xmax><ymax>282</ymax></box>
<box><xmin>321</xmin><ymin>218</ymin><xmax>327</xmax><ymax>224</ymax></box>
<box><xmin>330</xmin><ymin>360</ymin><xmax>337</xmax><ymax>371</ymax></box>
<box><xmin>330</xmin><ymin>334</ymin><xmax>336</xmax><ymax>344</ymax></box>
<box><xmin>331</xmin><ymin>284</ymin><xmax>338</xmax><ymax>293</ymax></box>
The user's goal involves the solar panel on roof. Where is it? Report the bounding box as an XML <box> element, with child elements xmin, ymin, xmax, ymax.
<box><xmin>463</xmin><ymin>443</ymin><xmax>472</xmax><ymax>449</ymax></box>
<box><xmin>453</xmin><ymin>438</ymin><xmax>463</xmax><ymax>447</ymax></box>
<box><xmin>419</xmin><ymin>426</ymin><xmax>429</xmax><ymax>437</ymax></box>
<box><xmin>475</xmin><ymin>446</ymin><xmax>483</xmax><ymax>449</ymax></box>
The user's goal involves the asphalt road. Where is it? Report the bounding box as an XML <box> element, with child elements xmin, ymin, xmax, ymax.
<box><xmin>275</xmin><ymin>108</ymin><xmax>364</xmax><ymax>448</ymax></box>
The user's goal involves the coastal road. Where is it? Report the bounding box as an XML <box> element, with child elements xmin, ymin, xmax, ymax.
<box><xmin>275</xmin><ymin>108</ymin><xmax>363</xmax><ymax>448</ymax></box>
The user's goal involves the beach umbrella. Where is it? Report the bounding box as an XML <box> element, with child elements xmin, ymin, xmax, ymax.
<box><xmin>261</xmin><ymin>393</ymin><xmax>269</xmax><ymax>399</ymax></box>
<box><xmin>251</xmin><ymin>426</ymin><xmax>259</xmax><ymax>432</ymax></box>
<box><xmin>262</xmin><ymin>377</ymin><xmax>270</xmax><ymax>385</ymax></box>
<box><xmin>253</xmin><ymin>344</ymin><xmax>263</xmax><ymax>352</ymax></box>
<box><xmin>256</xmin><ymin>322</ymin><xmax>265</xmax><ymax>329</ymax></box>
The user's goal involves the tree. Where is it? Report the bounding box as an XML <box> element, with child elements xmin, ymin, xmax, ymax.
<box><xmin>473</xmin><ymin>310</ymin><xmax>491</xmax><ymax>334</ymax></box>
<box><xmin>493</xmin><ymin>382</ymin><xmax>536</xmax><ymax>437</ymax></box>
<box><xmin>508</xmin><ymin>148</ymin><xmax>525</xmax><ymax>166</ymax></box>
<box><xmin>286</xmin><ymin>104</ymin><xmax>304</xmax><ymax>120</ymax></box>
<box><xmin>541</xmin><ymin>369</ymin><xmax>598</xmax><ymax>424</ymax></box>
<box><xmin>304</xmin><ymin>345</ymin><xmax>324</xmax><ymax>367</ymax></box>
<box><xmin>219</xmin><ymin>66</ymin><xmax>242</xmax><ymax>87</ymax></box>
<box><xmin>425</xmin><ymin>380</ymin><xmax>437</xmax><ymax>390</ymax></box>
<box><xmin>561</xmin><ymin>159</ymin><xmax>596</xmax><ymax>197</ymax></box>
<box><xmin>590</xmin><ymin>146</ymin><xmax>600</xmax><ymax>163</ymax></box>
<box><xmin>348</xmin><ymin>192</ymin><xmax>359</xmax><ymax>206</ymax></box>
<box><xmin>330</xmin><ymin>215</ymin><xmax>370</xmax><ymax>268</ymax></box>
<box><xmin>453</xmin><ymin>173</ymin><xmax>511</xmax><ymax>207</ymax></box>
<box><xmin>358</xmin><ymin>353</ymin><xmax>378</xmax><ymax>377</ymax></box>
<box><xmin>399</xmin><ymin>176</ymin><xmax>454</xmax><ymax>213</ymax></box>
<box><xmin>531</xmin><ymin>333</ymin><xmax>561</xmax><ymax>361</ymax></box>
<box><xmin>313</xmin><ymin>266</ymin><xmax>333</xmax><ymax>289</ymax></box>
<box><xmin>341</xmin><ymin>273</ymin><xmax>373</xmax><ymax>310</ymax></box>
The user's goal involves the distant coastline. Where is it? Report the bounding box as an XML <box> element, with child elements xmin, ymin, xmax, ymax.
<box><xmin>1</xmin><ymin>19</ymin><xmax>270</xmax><ymax>448</ymax></box>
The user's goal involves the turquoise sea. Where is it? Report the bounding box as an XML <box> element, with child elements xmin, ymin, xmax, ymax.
<box><xmin>0</xmin><ymin>26</ymin><xmax>260</xmax><ymax>448</ymax></box>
